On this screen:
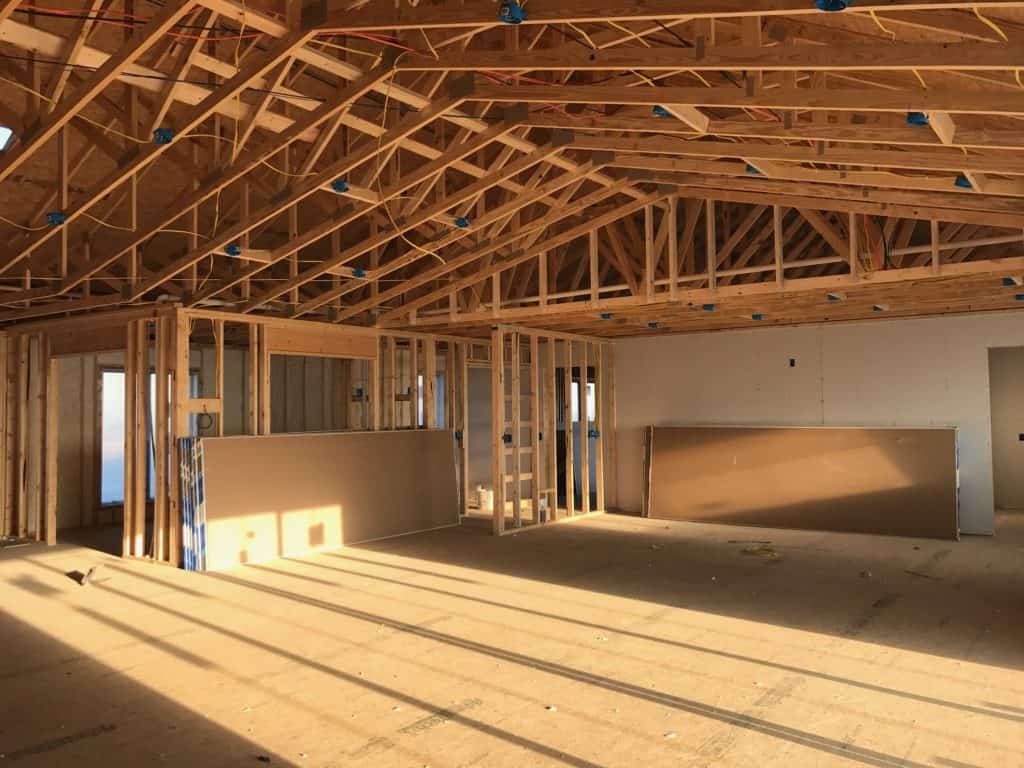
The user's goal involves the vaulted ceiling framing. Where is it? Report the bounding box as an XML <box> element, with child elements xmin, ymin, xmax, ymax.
<box><xmin>2</xmin><ymin>0</ymin><xmax>1024</xmax><ymax>336</ymax></box>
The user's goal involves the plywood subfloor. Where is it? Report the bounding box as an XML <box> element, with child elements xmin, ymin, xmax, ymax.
<box><xmin>2</xmin><ymin>513</ymin><xmax>1023</xmax><ymax>767</ymax></box>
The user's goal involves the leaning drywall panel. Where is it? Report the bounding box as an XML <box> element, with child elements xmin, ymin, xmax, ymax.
<box><xmin>200</xmin><ymin>429</ymin><xmax>459</xmax><ymax>571</ymax></box>
<box><xmin>615</xmin><ymin>310</ymin><xmax>1024</xmax><ymax>535</ymax></box>
<box><xmin>648</xmin><ymin>425</ymin><xmax>959</xmax><ymax>539</ymax></box>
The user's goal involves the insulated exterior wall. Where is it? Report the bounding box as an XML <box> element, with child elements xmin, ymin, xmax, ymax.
<box><xmin>199</xmin><ymin>429</ymin><xmax>459</xmax><ymax>571</ymax></box>
<box><xmin>648</xmin><ymin>425</ymin><xmax>959</xmax><ymax>539</ymax></box>
<box><xmin>615</xmin><ymin>311</ymin><xmax>1024</xmax><ymax>535</ymax></box>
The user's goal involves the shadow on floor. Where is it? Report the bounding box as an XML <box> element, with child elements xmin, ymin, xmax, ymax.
<box><xmin>0</xmin><ymin>611</ymin><xmax>293</xmax><ymax>767</ymax></box>
<box><xmin>205</xmin><ymin>568</ymin><xmax>945</xmax><ymax>768</ymax></box>
<box><xmin>348</xmin><ymin>511</ymin><xmax>1024</xmax><ymax>672</ymax></box>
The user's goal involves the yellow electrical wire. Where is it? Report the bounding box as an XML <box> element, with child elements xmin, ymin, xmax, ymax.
<box><xmin>196</xmin><ymin>254</ymin><xmax>216</xmax><ymax>293</ymax></box>
<box><xmin>0</xmin><ymin>75</ymin><xmax>148</xmax><ymax>144</ymax></box>
<box><xmin>315</xmin><ymin>39</ymin><xmax>381</xmax><ymax>58</ymax></box>
<box><xmin>181</xmin><ymin>133</ymin><xmax>316</xmax><ymax>177</ymax></box>
<box><xmin>83</xmin><ymin>213</ymin><xmax>135</xmax><ymax>232</ymax></box>
<box><xmin>233</xmin><ymin>0</ymin><xmax>247</xmax><ymax>163</ymax></box>
<box><xmin>865</xmin><ymin>14</ymin><xmax>932</xmax><ymax>90</ymax></box>
<box><xmin>374</xmin><ymin>60</ymin><xmax>446</xmax><ymax>266</ymax></box>
<box><xmin>156</xmin><ymin>228</ymin><xmax>209</xmax><ymax>239</ymax></box>
<box><xmin>971</xmin><ymin>12</ymin><xmax>1024</xmax><ymax>88</ymax></box>
<box><xmin>607</xmin><ymin>20</ymin><xmax>651</xmax><ymax>47</ymax></box>
<box><xmin>420</xmin><ymin>29</ymin><xmax>440</xmax><ymax>60</ymax></box>
<box><xmin>567</xmin><ymin>22</ymin><xmax>598</xmax><ymax>50</ymax></box>
<box><xmin>869</xmin><ymin>10</ymin><xmax>897</xmax><ymax>40</ymax></box>
<box><xmin>631</xmin><ymin>70</ymin><xmax>657</xmax><ymax>87</ymax></box>
<box><xmin>973</xmin><ymin>7</ymin><xmax>1009</xmax><ymax>41</ymax></box>
<box><xmin>78</xmin><ymin>113</ymin><xmax>149</xmax><ymax>144</ymax></box>
<box><xmin>690</xmin><ymin>69</ymin><xmax>713</xmax><ymax>88</ymax></box>
<box><xmin>0</xmin><ymin>215</ymin><xmax>48</xmax><ymax>232</ymax></box>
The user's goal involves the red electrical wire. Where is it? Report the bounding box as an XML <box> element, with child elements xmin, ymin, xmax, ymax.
<box><xmin>16</xmin><ymin>4</ymin><xmax>262</xmax><ymax>39</ymax></box>
<box><xmin>477</xmin><ymin>70</ymin><xmax>589</xmax><ymax>121</ymax></box>
<box><xmin>18</xmin><ymin>3</ymin><xmax>146</xmax><ymax>19</ymax></box>
<box><xmin>344</xmin><ymin>31</ymin><xmax>418</xmax><ymax>52</ymax></box>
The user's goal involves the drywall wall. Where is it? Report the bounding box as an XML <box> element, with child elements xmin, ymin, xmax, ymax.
<box><xmin>989</xmin><ymin>346</ymin><xmax>1024</xmax><ymax>510</ymax></box>
<box><xmin>615</xmin><ymin>311</ymin><xmax>1024</xmax><ymax>535</ymax></box>
<box><xmin>200</xmin><ymin>429</ymin><xmax>459</xmax><ymax>571</ymax></box>
<box><xmin>648</xmin><ymin>425</ymin><xmax>959</xmax><ymax>538</ymax></box>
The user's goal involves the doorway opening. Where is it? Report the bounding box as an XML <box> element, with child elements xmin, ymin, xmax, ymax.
<box><xmin>556</xmin><ymin>366</ymin><xmax>597</xmax><ymax>511</ymax></box>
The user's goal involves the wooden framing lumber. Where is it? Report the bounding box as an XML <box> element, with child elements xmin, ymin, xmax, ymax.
<box><xmin>469</xmin><ymin>84</ymin><xmax>1024</xmax><ymax>117</ymax></box>
<box><xmin>0</xmin><ymin>0</ymin><xmax>196</xmax><ymax>187</ymax></box>
<box><xmin>319</xmin><ymin>1</ymin><xmax>1024</xmax><ymax>31</ymax></box>
<box><xmin>399</xmin><ymin>42</ymin><xmax>1024</xmax><ymax>73</ymax></box>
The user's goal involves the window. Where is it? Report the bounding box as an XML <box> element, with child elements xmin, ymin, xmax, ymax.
<box><xmin>0</xmin><ymin>127</ymin><xmax>12</xmax><ymax>152</ymax></box>
<box><xmin>416</xmin><ymin>372</ymin><xmax>446</xmax><ymax>427</ymax></box>
<box><xmin>570</xmin><ymin>382</ymin><xmax>596</xmax><ymax>424</ymax></box>
<box><xmin>100</xmin><ymin>369</ymin><xmax>198</xmax><ymax>505</ymax></box>
<box><xmin>100</xmin><ymin>371</ymin><xmax>126</xmax><ymax>504</ymax></box>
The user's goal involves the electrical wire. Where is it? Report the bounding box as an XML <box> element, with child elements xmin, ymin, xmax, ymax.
<box><xmin>315</xmin><ymin>38</ymin><xmax>382</xmax><ymax>59</ymax></box>
<box><xmin>607</xmin><ymin>20</ymin><xmax>651</xmax><ymax>47</ymax></box>
<box><xmin>0</xmin><ymin>74</ymin><xmax>150</xmax><ymax>144</ymax></box>
<box><xmin>0</xmin><ymin>215</ymin><xmax>48</xmax><ymax>232</ymax></box>
<box><xmin>973</xmin><ymin>7</ymin><xmax>1009</xmax><ymax>41</ymax></box>
<box><xmin>419</xmin><ymin>29</ymin><xmax>440</xmax><ymax>61</ymax></box>
<box><xmin>83</xmin><ymin>213</ymin><xmax>135</xmax><ymax>232</ymax></box>
<box><xmin>0</xmin><ymin>51</ymin><xmax>328</xmax><ymax>102</ymax></box>
<box><xmin>373</xmin><ymin>60</ymin><xmax>446</xmax><ymax>266</ymax></box>
<box><xmin>866</xmin><ymin>13</ymin><xmax>930</xmax><ymax>90</ymax></box>
<box><xmin>13</xmin><ymin>6</ymin><xmax>263</xmax><ymax>41</ymax></box>
<box><xmin>180</xmin><ymin>133</ymin><xmax>317</xmax><ymax>177</ymax></box>
<box><xmin>869</xmin><ymin>11</ymin><xmax>897</xmax><ymax>40</ymax></box>
<box><xmin>156</xmin><ymin>228</ymin><xmax>208</xmax><ymax>239</ymax></box>
<box><xmin>566</xmin><ymin>22</ymin><xmax>598</xmax><ymax>51</ymax></box>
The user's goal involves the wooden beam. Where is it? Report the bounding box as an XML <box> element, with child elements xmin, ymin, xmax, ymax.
<box><xmin>2</xmin><ymin>27</ymin><xmax>339</xmax><ymax>284</ymax></box>
<box><xmin>579</xmin><ymin>342</ymin><xmax>590</xmax><ymax>516</ymax></box>
<box><xmin>563</xmin><ymin>339</ymin><xmax>574</xmax><ymax>518</ymax></box>
<box><xmin>491</xmin><ymin>326</ymin><xmax>505</xmax><ymax>535</ymax></box>
<box><xmin>314</xmin><ymin>163</ymin><xmax>619</xmax><ymax>322</ymax></box>
<box><xmin>195</xmin><ymin>0</ymin><xmax>645</xmax><ymax>202</ymax></box>
<box><xmin>928</xmin><ymin>110</ymin><xmax>958</xmax><ymax>144</ymax></box>
<box><xmin>574</xmin><ymin>134</ymin><xmax>1024</xmax><ymax>176</ymax></box>
<box><xmin>469</xmin><ymin>84</ymin><xmax>1024</xmax><ymax>116</ymax></box>
<box><xmin>318</xmin><ymin>0</ymin><xmax>1024</xmax><ymax>32</ymax></box>
<box><xmin>238</xmin><ymin>125</ymin><xmax>543</xmax><ymax>313</ymax></box>
<box><xmin>774</xmin><ymin>205</ymin><xmax>784</xmax><ymax>288</ymax></box>
<box><xmin>667</xmin><ymin>197</ymin><xmax>678</xmax><ymax>299</ymax></box>
<box><xmin>706</xmin><ymin>199</ymin><xmax>717</xmax><ymax>291</ymax></box>
<box><xmin>0</xmin><ymin>0</ymin><xmax>196</xmax><ymax>187</ymax></box>
<box><xmin>375</xmin><ymin>190</ymin><xmax>657</xmax><ymax>326</ymax></box>
<box><xmin>521</xmin><ymin>112</ymin><xmax>1024</xmax><ymax>151</ymax></box>
<box><xmin>646</xmin><ymin>173</ymin><xmax>1024</xmax><ymax>228</ymax></box>
<box><xmin>399</xmin><ymin>41</ymin><xmax>1024</xmax><ymax>73</ymax></box>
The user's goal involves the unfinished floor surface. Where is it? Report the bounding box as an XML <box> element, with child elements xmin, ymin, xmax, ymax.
<box><xmin>2</xmin><ymin>513</ymin><xmax>1023</xmax><ymax>768</ymax></box>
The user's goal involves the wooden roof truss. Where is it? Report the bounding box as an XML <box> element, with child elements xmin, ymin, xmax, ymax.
<box><xmin>1</xmin><ymin>0</ymin><xmax>1024</xmax><ymax>336</ymax></box>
